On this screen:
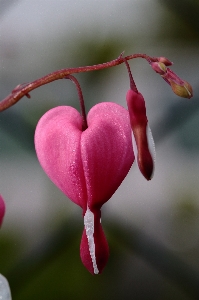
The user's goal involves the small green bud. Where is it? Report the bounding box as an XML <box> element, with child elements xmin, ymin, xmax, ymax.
<box><xmin>170</xmin><ymin>80</ymin><xmax>193</xmax><ymax>99</ymax></box>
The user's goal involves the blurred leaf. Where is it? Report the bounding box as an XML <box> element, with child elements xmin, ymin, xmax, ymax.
<box><xmin>6</xmin><ymin>218</ymin><xmax>81</xmax><ymax>298</ymax></box>
<box><xmin>157</xmin><ymin>0</ymin><xmax>199</xmax><ymax>41</ymax></box>
<box><xmin>0</xmin><ymin>230</ymin><xmax>23</xmax><ymax>273</ymax></box>
<box><xmin>108</xmin><ymin>219</ymin><xmax>199</xmax><ymax>299</ymax></box>
<box><xmin>5</xmin><ymin>216</ymin><xmax>199</xmax><ymax>299</ymax></box>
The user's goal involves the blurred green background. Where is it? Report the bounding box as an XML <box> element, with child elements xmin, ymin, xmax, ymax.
<box><xmin>0</xmin><ymin>0</ymin><xmax>199</xmax><ymax>299</ymax></box>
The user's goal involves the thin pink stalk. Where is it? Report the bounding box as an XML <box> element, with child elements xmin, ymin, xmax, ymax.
<box><xmin>123</xmin><ymin>58</ymin><xmax>138</xmax><ymax>93</ymax></box>
<box><xmin>65</xmin><ymin>75</ymin><xmax>88</xmax><ymax>130</ymax></box>
<box><xmin>0</xmin><ymin>53</ymin><xmax>154</xmax><ymax>112</ymax></box>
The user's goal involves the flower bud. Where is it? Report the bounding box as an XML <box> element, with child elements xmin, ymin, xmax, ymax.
<box><xmin>170</xmin><ymin>80</ymin><xmax>193</xmax><ymax>99</ymax></box>
<box><xmin>163</xmin><ymin>68</ymin><xmax>193</xmax><ymax>99</ymax></box>
<box><xmin>151</xmin><ymin>62</ymin><xmax>167</xmax><ymax>75</ymax></box>
<box><xmin>126</xmin><ymin>89</ymin><xmax>155</xmax><ymax>180</ymax></box>
<box><xmin>156</xmin><ymin>57</ymin><xmax>173</xmax><ymax>66</ymax></box>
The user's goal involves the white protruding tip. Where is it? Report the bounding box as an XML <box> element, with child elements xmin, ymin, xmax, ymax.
<box><xmin>146</xmin><ymin>125</ymin><xmax>156</xmax><ymax>179</ymax></box>
<box><xmin>84</xmin><ymin>207</ymin><xmax>99</xmax><ymax>274</ymax></box>
<box><xmin>131</xmin><ymin>124</ymin><xmax>156</xmax><ymax>180</ymax></box>
<box><xmin>131</xmin><ymin>131</ymin><xmax>138</xmax><ymax>166</ymax></box>
<box><xmin>0</xmin><ymin>274</ymin><xmax>12</xmax><ymax>300</ymax></box>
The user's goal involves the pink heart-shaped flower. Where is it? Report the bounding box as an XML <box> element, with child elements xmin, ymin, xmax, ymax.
<box><xmin>35</xmin><ymin>102</ymin><xmax>134</xmax><ymax>274</ymax></box>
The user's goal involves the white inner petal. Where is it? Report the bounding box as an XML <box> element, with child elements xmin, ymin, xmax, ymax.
<box><xmin>84</xmin><ymin>207</ymin><xmax>99</xmax><ymax>274</ymax></box>
<box><xmin>146</xmin><ymin>125</ymin><xmax>156</xmax><ymax>178</ymax></box>
<box><xmin>131</xmin><ymin>131</ymin><xmax>138</xmax><ymax>166</ymax></box>
<box><xmin>0</xmin><ymin>274</ymin><xmax>12</xmax><ymax>300</ymax></box>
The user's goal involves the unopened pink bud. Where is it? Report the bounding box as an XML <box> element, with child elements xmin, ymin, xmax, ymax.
<box><xmin>170</xmin><ymin>80</ymin><xmax>193</xmax><ymax>99</ymax></box>
<box><xmin>163</xmin><ymin>68</ymin><xmax>193</xmax><ymax>99</ymax></box>
<box><xmin>156</xmin><ymin>57</ymin><xmax>173</xmax><ymax>66</ymax></box>
<box><xmin>126</xmin><ymin>89</ymin><xmax>155</xmax><ymax>180</ymax></box>
<box><xmin>151</xmin><ymin>62</ymin><xmax>167</xmax><ymax>75</ymax></box>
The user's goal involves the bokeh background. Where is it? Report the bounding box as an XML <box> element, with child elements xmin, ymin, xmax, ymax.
<box><xmin>0</xmin><ymin>0</ymin><xmax>199</xmax><ymax>299</ymax></box>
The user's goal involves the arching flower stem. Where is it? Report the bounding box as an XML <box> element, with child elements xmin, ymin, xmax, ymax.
<box><xmin>0</xmin><ymin>53</ymin><xmax>156</xmax><ymax>112</ymax></box>
<box><xmin>123</xmin><ymin>58</ymin><xmax>138</xmax><ymax>93</ymax></box>
<box><xmin>65</xmin><ymin>75</ymin><xmax>88</xmax><ymax>130</ymax></box>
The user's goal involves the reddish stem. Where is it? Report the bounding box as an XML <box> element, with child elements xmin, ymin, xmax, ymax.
<box><xmin>65</xmin><ymin>75</ymin><xmax>88</xmax><ymax>130</ymax></box>
<box><xmin>123</xmin><ymin>58</ymin><xmax>138</xmax><ymax>93</ymax></box>
<box><xmin>0</xmin><ymin>53</ymin><xmax>155</xmax><ymax>112</ymax></box>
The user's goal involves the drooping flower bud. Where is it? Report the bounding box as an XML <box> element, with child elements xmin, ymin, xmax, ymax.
<box><xmin>170</xmin><ymin>79</ymin><xmax>193</xmax><ymax>99</ymax></box>
<box><xmin>151</xmin><ymin>62</ymin><xmax>167</xmax><ymax>75</ymax></box>
<box><xmin>126</xmin><ymin>89</ymin><xmax>155</xmax><ymax>180</ymax></box>
<box><xmin>163</xmin><ymin>68</ymin><xmax>193</xmax><ymax>99</ymax></box>
<box><xmin>124</xmin><ymin>58</ymin><xmax>155</xmax><ymax>180</ymax></box>
<box><xmin>156</xmin><ymin>57</ymin><xmax>173</xmax><ymax>66</ymax></box>
<box><xmin>150</xmin><ymin>60</ymin><xmax>193</xmax><ymax>99</ymax></box>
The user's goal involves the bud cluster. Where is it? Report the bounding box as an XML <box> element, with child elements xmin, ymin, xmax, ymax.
<box><xmin>150</xmin><ymin>58</ymin><xmax>193</xmax><ymax>99</ymax></box>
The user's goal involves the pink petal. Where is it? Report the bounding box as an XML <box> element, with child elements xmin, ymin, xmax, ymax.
<box><xmin>81</xmin><ymin>102</ymin><xmax>134</xmax><ymax>210</ymax></box>
<box><xmin>35</xmin><ymin>106</ymin><xmax>88</xmax><ymax>209</ymax></box>
<box><xmin>35</xmin><ymin>103</ymin><xmax>134</xmax><ymax>210</ymax></box>
<box><xmin>0</xmin><ymin>195</ymin><xmax>5</xmax><ymax>226</ymax></box>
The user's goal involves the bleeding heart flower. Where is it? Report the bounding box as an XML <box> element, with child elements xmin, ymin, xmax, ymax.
<box><xmin>126</xmin><ymin>89</ymin><xmax>155</xmax><ymax>181</ymax></box>
<box><xmin>0</xmin><ymin>195</ymin><xmax>5</xmax><ymax>227</ymax></box>
<box><xmin>35</xmin><ymin>102</ymin><xmax>134</xmax><ymax>274</ymax></box>
<box><xmin>124</xmin><ymin>58</ymin><xmax>155</xmax><ymax>181</ymax></box>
